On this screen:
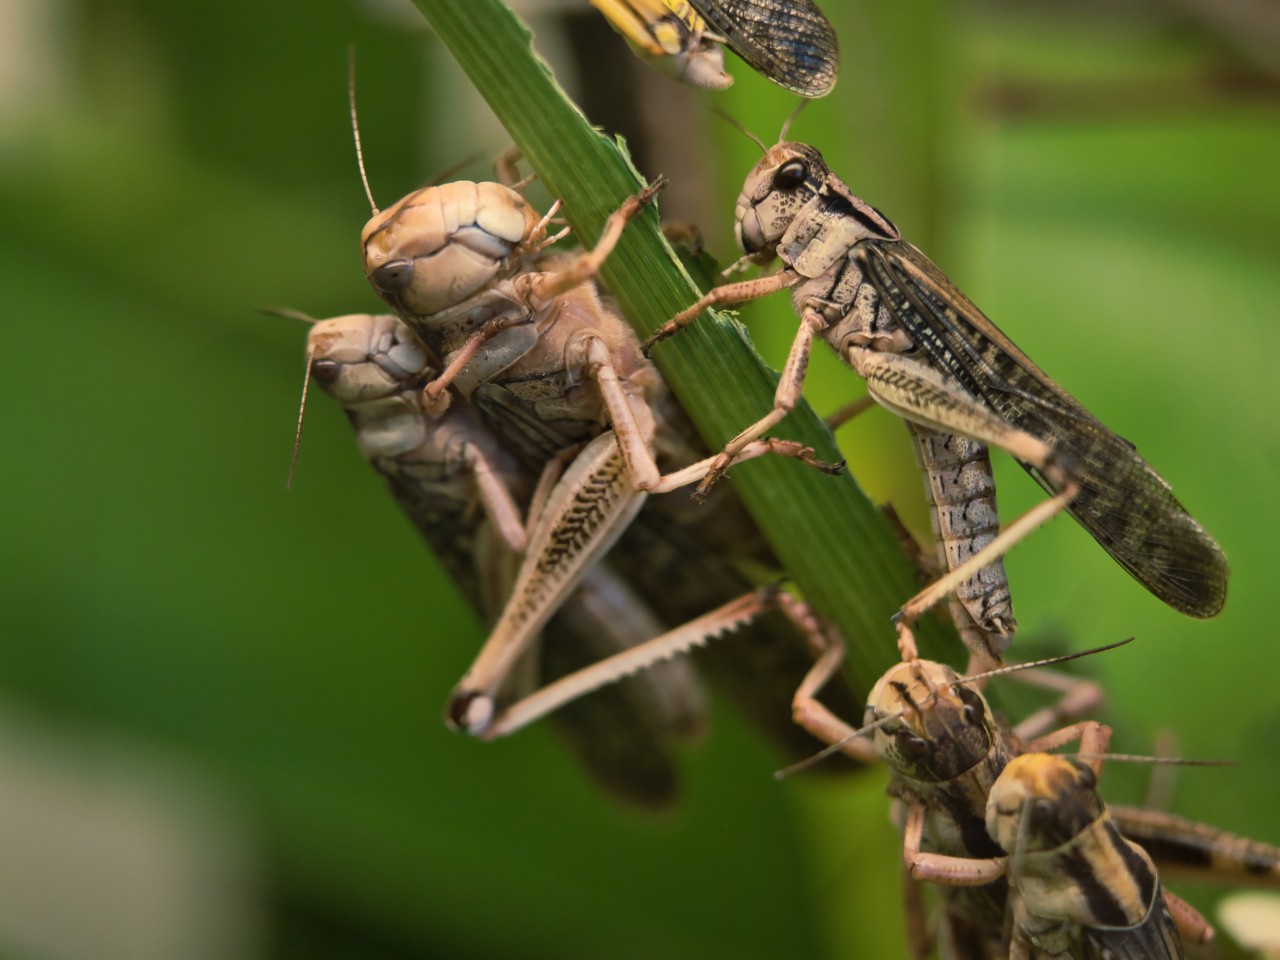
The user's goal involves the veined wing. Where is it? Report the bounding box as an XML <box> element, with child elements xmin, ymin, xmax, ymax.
<box><xmin>687</xmin><ymin>0</ymin><xmax>837</xmax><ymax>96</ymax></box>
<box><xmin>1081</xmin><ymin>887</ymin><xmax>1184</xmax><ymax>960</ymax></box>
<box><xmin>858</xmin><ymin>240</ymin><xmax>1228</xmax><ymax>618</ymax></box>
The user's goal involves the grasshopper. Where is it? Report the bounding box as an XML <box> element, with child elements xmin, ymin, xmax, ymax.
<box><xmin>984</xmin><ymin>752</ymin><xmax>1210</xmax><ymax>959</ymax></box>
<box><xmin>589</xmin><ymin>0</ymin><xmax>838</xmax><ymax>97</ymax></box>
<box><xmin>354</xmin><ymin>150</ymin><xmax>860</xmax><ymax>762</ymax></box>
<box><xmin>790</xmin><ymin>644</ymin><xmax>1279</xmax><ymax>957</ymax></box>
<box><xmin>297</xmin><ymin>311</ymin><xmax>710</xmax><ymax>808</ymax></box>
<box><xmin>645</xmin><ymin>138</ymin><xmax>1229</xmax><ymax>665</ymax></box>
<box><xmin>589</xmin><ymin>0</ymin><xmax>732</xmax><ymax>90</ymax></box>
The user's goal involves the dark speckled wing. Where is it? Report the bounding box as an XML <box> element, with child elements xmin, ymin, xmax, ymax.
<box><xmin>858</xmin><ymin>239</ymin><xmax>1228</xmax><ymax>618</ymax></box>
<box><xmin>1083</xmin><ymin>883</ymin><xmax>1184</xmax><ymax>960</ymax></box>
<box><xmin>687</xmin><ymin>0</ymin><xmax>838</xmax><ymax>96</ymax></box>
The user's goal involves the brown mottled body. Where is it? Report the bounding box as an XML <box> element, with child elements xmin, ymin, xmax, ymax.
<box><xmin>649</xmin><ymin>139</ymin><xmax>1228</xmax><ymax>663</ymax></box>
<box><xmin>908</xmin><ymin>425</ymin><xmax>1015</xmax><ymax>655</ymax></box>
<box><xmin>305</xmin><ymin>313</ymin><xmax>705</xmax><ymax>808</ymax></box>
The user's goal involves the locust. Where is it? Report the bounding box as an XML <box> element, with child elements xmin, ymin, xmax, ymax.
<box><xmin>985</xmin><ymin>752</ymin><xmax>1196</xmax><ymax>959</ymax></box>
<box><xmin>295</xmin><ymin>311</ymin><xmax>709</xmax><ymax>808</ymax></box>
<box><xmin>353</xmin><ymin>144</ymin><xmax>861</xmax><ymax>763</ymax></box>
<box><xmin>589</xmin><ymin>0</ymin><xmax>838</xmax><ymax>97</ymax></box>
<box><xmin>645</xmin><ymin>137</ymin><xmax>1229</xmax><ymax>665</ymax></box>
<box><xmin>789</xmin><ymin>643</ymin><xmax>1280</xmax><ymax>957</ymax></box>
<box><xmin>589</xmin><ymin>0</ymin><xmax>732</xmax><ymax>90</ymax></box>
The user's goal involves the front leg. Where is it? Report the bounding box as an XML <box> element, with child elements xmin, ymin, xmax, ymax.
<box><xmin>695</xmin><ymin>304</ymin><xmax>829</xmax><ymax>497</ymax></box>
<box><xmin>422</xmin><ymin>312</ymin><xmax>533</xmax><ymax>415</ymax></box>
<box><xmin>903</xmin><ymin>801</ymin><xmax>1009</xmax><ymax>885</ymax></box>
<box><xmin>786</xmin><ymin>617</ymin><xmax>878</xmax><ymax>765</ymax></box>
<box><xmin>529</xmin><ymin>178</ymin><xmax>666</xmax><ymax>301</ymax></box>
<box><xmin>642</xmin><ymin>269</ymin><xmax>800</xmax><ymax>351</ymax></box>
<box><xmin>580</xmin><ymin>335</ymin><xmax>837</xmax><ymax>495</ymax></box>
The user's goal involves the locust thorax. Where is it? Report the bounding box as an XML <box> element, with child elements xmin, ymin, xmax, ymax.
<box><xmin>986</xmin><ymin>754</ymin><xmax>1104</xmax><ymax>855</ymax></box>
<box><xmin>361</xmin><ymin>181</ymin><xmax>541</xmax><ymax>319</ymax></box>
<box><xmin>673</xmin><ymin>38</ymin><xmax>732</xmax><ymax>90</ymax></box>
<box><xmin>307</xmin><ymin>314</ymin><xmax>434</xmax><ymax>460</ymax></box>
<box><xmin>733</xmin><ymin>141</ymin><xmax>830</xmax><ymax>260</ymax></box>
<box><xmin>866</xmin><ymin>660</ymin><xmax>1001</xmax><ymax>783</ymax></box>
<box><xmin>649</xmin><ymin>15</ymin><xmax>731</xmax><ymax>91</ymax></box>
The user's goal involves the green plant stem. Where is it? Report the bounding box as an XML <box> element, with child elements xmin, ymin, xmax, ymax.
<box><xmin>412</xmin><ymin>0</ymin><xmax>957</xmax><ymax>694</ymax></box>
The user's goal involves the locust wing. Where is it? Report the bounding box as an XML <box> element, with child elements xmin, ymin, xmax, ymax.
<box><xmin>858</xmin><ymin>240</ymin><xmax>1228</xmax><ymax>618</ymax></box>
<box><xmin>687</xmin><ymin>0</ymin><xmax>837</xmax><ymax>97</ymax></box>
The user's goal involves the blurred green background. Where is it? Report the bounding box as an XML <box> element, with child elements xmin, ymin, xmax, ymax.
<box><xmin>1</xmin><ymin>0</ymin><xmax>1277</xmax><ymax>956</ymax></box>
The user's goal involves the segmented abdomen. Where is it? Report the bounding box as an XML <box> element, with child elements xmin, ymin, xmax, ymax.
<box><xmin>908</xmin><ymin>423</ymin><xmax>1016</xmax><ymax>658</ymax></box>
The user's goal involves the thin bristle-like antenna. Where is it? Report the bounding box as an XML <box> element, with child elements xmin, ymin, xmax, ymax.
<box><xmin>287</xmin><ymin>344</ymin><xmax>315</xmax><ymax>491</ymax></box>
<box><xmin>348</xmin><ymin>46</ymin><xmax>378</xmax><ymax>215</ymax></box>
<box><xmin>259</xmin><ymin>306</ymin><xmax>319</xmax><ymax>325</ymax></box>
<box><xmin>778</xmin><ymin>101</ymin><xmax>807</xmax><ymax>142</ymax></box>
<box><xmin>959</xmin><ymin>637</ymin><xmax>1134</xmax><ymax>687</ymax></box>
<box><xmin>425</xmin><ymin>152</ymin><xmax>484</xmax><ymax>189</ymax></box>
<box><xmin>1011</xmin><ymin>794</ymin><xmax>1034</xmax><ymax>875</ymax></box>
<box><xmin>711</xmin><ymin>106</ymin><xmax>766</xmax><ymax>153</ymax></box>
<box><xmin>1069</xmin><ymin>753</ymin><xmax>1235</xmax><ymax>768</ymax></box>
<box><xmin>773</xmin><ymin>710</ymin><xmax>901</xmax><ymax>780</ymax></box>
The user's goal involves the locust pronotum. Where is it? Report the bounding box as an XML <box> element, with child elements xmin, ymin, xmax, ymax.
<box><xmin>290</xmin><ymin>310</ymin><xmax>712</xmax><ymax>808</ymax></box>
<box><xmin>787</xmin><ymin>641</ymin><xmax>1280</xmax><ymax>957</ymax></box>
<box><xmin>588</xmin><ymin>0</ymin><xmax>839</xmax><ymax>97</ymax></box>
<box><xmin>346</xmin><ymin>82</ymin><xmax>860</xmax><ymax>761</ymax></box>
<box><xmin>645</xmin><ymin>134</ymin><xmax>1229</xmax><ymax>665</ymax></box>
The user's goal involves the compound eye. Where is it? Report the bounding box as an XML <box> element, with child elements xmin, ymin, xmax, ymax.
<box><xmin>370</xmin><ymin>258</ymin><xmax>415</xmax><ymax>296</ymax></box>
<box><xmin>1074</xmin><ymin>762</ymin><xmax>1097</xmax><ymax>790</ymax></box>
<box><xmin>895</xmin><ymin>729</ymin><xmax>929</xmax><ymax>760</ymax></box>
<box><xmin>772</xmin><ymin>160</ymin><xmax>807</xmax><ymax>191</ymax></box>
<box><xmin>956</xmin><ymin>684</ymin><xmax>984</xmax><ymax>724</ymax></box>
<box><xmin>1029</xmin><ymin>797</ymin><xmax>1057</xmax><ymax>831</ymax></box>
<box><xmin>310</xmin><ymin>359</ymin><xmax>342</xmax><ymax>385</ymax></box>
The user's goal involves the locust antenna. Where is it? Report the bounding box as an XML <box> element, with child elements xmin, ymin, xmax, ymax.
<box><xmin>958</xmin><ymin>637</ymin><xmax>1134</xmax><ymax>687</ymax></box>
<box><xmin>778</xmin><ymin>101</ymin><xmax>807</xmax><ymax>142</ymax></box>
<box><xmin>1068</xmin><ymin>753</ymin><xmax>1235</xmax><ymax>768</ymax></box>
<box><xmin>288</xmin><ymin>346</ymin><xmax>317</xmax><ymax>491</ymax></box>
<box><xmin>424</xmin><ymin>152</ymin><xmax>484</xmax><ymax>189</ymax></box>
<box><xmin>711</xmin><ymin>106</ymin><xmax>767</xmax><ymax>153</ymax></box>
<box><xmin>348</xmin><ymin>46</ymin><xmax>378</xmax><ymax>215</ymax></box>
<box><xmin>258</xmin><ymin>307</ymin><xmax>320</xmax><ymax>490</ymax></box>
<box><xmin>773</xmin><ymin>710</ymin><xmax>901</xmax><ymax>780</ymax></box>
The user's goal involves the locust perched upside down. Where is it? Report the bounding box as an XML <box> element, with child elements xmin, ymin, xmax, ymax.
<box><xmin>355</xmin><ymin>163</ymin><xmax>861</xmax><ymax>770</ymax></box>
<box><xmin>297</xmin><ymin>311</ymin><xmax>707</xmax><ymax>809</ymax></box>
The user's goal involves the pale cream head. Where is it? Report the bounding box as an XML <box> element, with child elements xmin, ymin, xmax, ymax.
<box><xmin>734</xmin><ymin>141</ymin><xmax>831</xmax><ymax>260</ymax></box>
<box><xmin>361</xmin><ymin>181</ymin><xmax>540</xmax><ymax>317</ymax></box>
<box><xmin>306</xmin><ymin>314</ymin><xmax>434</xmax><ymax>461</ymax></box>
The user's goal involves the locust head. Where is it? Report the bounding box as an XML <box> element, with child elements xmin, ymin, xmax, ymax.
<box><xmin>865</xmin><ymin>659</ymin><xmax>1001</xmax><ymax>784</ymax></box>
<box><xmin>361</xmin><ymin>181</ymin><xmax>541</xmax><ymax>319</ymax></box>
<box><xmin>307</xmin><ymin>314</ymin><xmax>434</xmax><ymax>459</ymax></box>
<box><xmin>734</xmin><ymin>142</ymin><xmax>829</xmax><ymax>262</ymax></box>
<box><xmin>986</xmin><ymin>753</ymin><xmax>1104</xmax><ymax>855</ymax></box>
